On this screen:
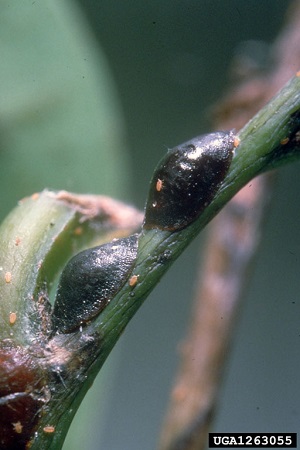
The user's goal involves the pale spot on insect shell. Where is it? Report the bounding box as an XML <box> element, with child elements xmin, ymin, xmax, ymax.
<box><xmin>9</xmin><ymin>312</ymin><xmax>17</xmax><ymax>325</ymax></box>
<box><xmin>156</xmin><ymin>178</ymin><xmax>163</xmax><ymax>191</ymax></box>
<box><xmin>5</xmin><ymin>271</ymin><xmax>12</xmax><ymax>283</ymax></box>
<box><xmin>43</xmin><ymin>426</ymin><xmax>55</xmax><ymax>433</ymax></box>
<box><xmin>233</xmin><ymin>136</ymin><xmax>240</xmax><ymax>148</ymax></box>
<box><xmin>185</xmin><ymin>146</ymin><xmax>205</xmax><ymax>160</ymax></box>
<box><xmin>12</xmin><ymin>421</ymin><xmax>23</xmax><ymax>434</ymax></box>
<box><xmin>129</xmin><ymin>274</ymin><xmax>139</xmax><ymax>287</ymax></box>
<box><xmin>152</xmin><ymin>201</ymin><xmax>157</xmax><ymax>208</ymax></box>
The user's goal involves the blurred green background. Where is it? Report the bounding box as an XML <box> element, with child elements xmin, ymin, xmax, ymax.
<box><xmin>1</xmin><ymin>1</ymin><xmax>299</xmax><ymax>449</ymax></box>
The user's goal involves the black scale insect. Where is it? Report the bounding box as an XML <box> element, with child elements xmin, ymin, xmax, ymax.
<box><xmin>51</xmin><ymin>131</ymin><xmax>236</xmax><ymax>334</ymax></box>
<box><xmin>143</xmin><ymin>131</ymin><xmax>236</xmax><ymax>231</ymax></box>
<box><xmin>52</xmin><ymin>235</ymin><xmax>138</xmax><ymax>334</ymax></box>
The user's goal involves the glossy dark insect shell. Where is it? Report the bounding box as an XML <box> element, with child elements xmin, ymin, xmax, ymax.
<box><xmin>52</xmin><ymin>234</ymin><xmax>138</xmax><ymax>334</ymax></box>
<box><xmin>143</xmin><ymin>131</ymin><xmax>235</xmax><ymax>231</ymax></box>
<box><xmin>0</xmin><ymin>344</ymin><xmax>47</xmax><ymax>449</ymax></box>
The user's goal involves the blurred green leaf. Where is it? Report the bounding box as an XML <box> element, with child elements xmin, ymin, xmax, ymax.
<box><xmin>0</xmin><ymin>1</ymin><xmax>131</xmax><ymax>448</ymax></box>
<box><xmin>0</xmin><ymin>0</ymin><xmax>130</xmax><ymax>219</ymax></box>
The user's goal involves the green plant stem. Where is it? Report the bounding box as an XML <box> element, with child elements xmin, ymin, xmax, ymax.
<box><xmin>1</xmin><ymin>73</ymin><xmax>300</xmax><ymax>449</ymax></box>
<box><xmin>48</xmin><ymin>73</ymin><xmax>300</xmax><ymax>449</ymax></box>
<box><xmin>99</xmin><ymin>73</ymin><xmax>300</xmax><ymax>342</ymax></box>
